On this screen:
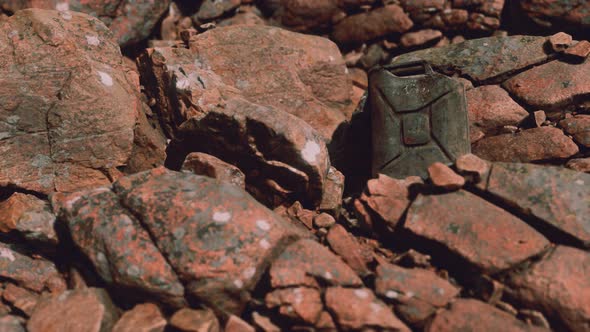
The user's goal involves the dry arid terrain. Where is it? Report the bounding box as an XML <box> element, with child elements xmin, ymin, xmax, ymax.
<box><xmin>0</xmin><ymin>1</ymin><xmax>589</xmax><ymax>331</ymax></box>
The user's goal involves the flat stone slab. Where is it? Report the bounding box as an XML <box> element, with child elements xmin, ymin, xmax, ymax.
<box><xmin>392</xmin><ymin>35</ymin><xmax>551</xmax><ymax>83</ymax></box>
<box><xmin>405</xmin><ymin>190</ymin><xmax>550</xmax><ymax>273</ymax></box>
<box><xmin>485</xmin><ymin>162</ymin><xmax>590</xmax><ymax>246</ymax></box>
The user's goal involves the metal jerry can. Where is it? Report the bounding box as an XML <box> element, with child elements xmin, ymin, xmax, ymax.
<box><xmin>368</xmin><ymin>60</ymin><xmax>470</xmax><ymax>179</ymax></box>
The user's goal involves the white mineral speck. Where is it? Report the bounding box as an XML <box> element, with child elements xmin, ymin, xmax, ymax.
<box><xmin>97</xmin><ymin>71</ymin><xmax>113</xmax><ymax>87</ymax></box>
<box><xmin>385</xmin><ymin>290</ymin><xmax>399</xmax><ymax>299</ymax></box>
<box><xmin>86</xmin><ymin>35</ymin><xmax>100</xmax><ymax>46</ymax></box>
<box><xmin>233</xmin><ymin>279</ymin><xmax>244</xmax><ymax>289</ymax></box>
<box><xmin>301</xmin><ymin>141</ymin><xmax>321</xmax><ymax>163</ymax></box>
<box><xmin>324</xmin><ymin>271</ymin><xmax>333</xmax><ymax>280</ymax></box>
<box><xmin>354</xmin><ymin>289</ymin><xmax>369</xmax><ymax>299</ymax></box>
<box><xmin>259</xmin><ymin>239</ymin><xmax>271</xmax><ymax>249</ymax></box>
<box><xmin>55</xmin><ymin>2</ymin><xmax>69</xmax><ymax>11</ymax></box>
<box><xmin>0</xmin><ymin>248</ymin><xmax>15</xmax><ymax>262</ymax></box>
<box><xmin>213</xmin><ymin>211</ymin><xmax>232</xmax><ymax>224</ymax></box>
<box><xmin>243</xmin><ymin>267</ymin><xmax>256</xmax><ymax>279</ymax></box>
<box><xmin>256</xmin><ymin>219</ymin><xmax>271</xmax><ymax>231</ymax></box>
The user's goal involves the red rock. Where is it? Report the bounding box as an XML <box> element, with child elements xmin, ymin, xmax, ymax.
<box><xmin>472</xmin><ymin>127</ymin><xmax>579</xmax><ymax>162</ymax></box>
<box><xmin>326</xmin><ymin>224</ymin><xmax>373</xmax><ymax>277</ymax></box>
<box><xmin>427</xmin><ymin>162</ymin><xmax>465</xmax><ymax>190</ymax></box>
<box><xmin>218</xmin><ymin>8</ymin><xmax>266</xmax><ymax>27</ymax></box>
<box><xmin>325</xmin><ymin>287</ymin><xmax>410</xmax><ymax>331</ymax></box>
<box><xmin>181</xmin><ymin>152</ymin><xmax>246</xmax><ymax>188</ymax></box>
<box><xmin>0</xmin><ymin>315</ymin><xmax>25</xmax><ymax>332</ymax></box>
<box><xmin>252</xmin><ymin>312</ymin><xmax>280</xmax><ymax>332</ymax></box>
<box><xmin>358</xmin><ymin>174</ymin><xmax>417</xmax><ymax>230</ymax></box>
<box><xmin>405</xmin><ymin>190</ymin><xmax>550</xmax><ymax>273</ymax></box>
<box><xmin>566</xmin><ymin>157</ymin><xmax>590</xmax><ymax>172</ymax></box>
<box><xmin>113</xmin><ymin>167</ymin><xmax>302</xmax><ymax>314</ymax></box>
<box><xmin>548</xmin><ymin>32</ymin><xmax>573</xmax><ymax>52</ymax></box>
<box><xmin>319</xmin><ymin>166</ymin><xmax>345</xmax><ymax>215</ymax></box>
<box><xmin>195</xmin><ymin>0</ymin><xmax>241</xmax><ymax>21</ymax></box>
<box><xmin>0</xmin><ymin>9</ymin><xmax>138</xmax><ymax>195</ymax></box>
<box><xmin>27</xmin><ymin>288</ymin><xmax>119</xmax><ymax>332</ymax></box>
<box><xmin>112</xmin><ymin>303</ymin><xmax>167</xmax><ymax>332</ymax></box>
<box><xmin>503</xmin><ymin>57</ymin><xmax>590</xmax><ymax>112</ymax></box>
<box><xmin>225</xmin><ymin>315</ymin><xmax>255</xmax><ymax>332</ymax></box>
<box><xmin>271</xmin><ymin>0</ymin><xmax>341</xmax><ymax>31</ymax></box>
<box><xmin>400</xmin><ymin>29</ymin><xmax>443</xmax><ymax>48</ymax></box>
<box><xmin>169</xmin><ymin>307</ymin><xmax>220</xmax><ymax>332</ymax></box>
<box><xmin>276</xmin><ymin>201</ymin><xmax>315</xmax><ymax>230</ymax></box>
<box><xmin>559</xmin><ymin>114</ymin><xmax>590</xmax><ymax>147</ymax></box>
<box><xmin>125</xmin><ymin>105</ymin><xmax>168</xmax><ymax>174</ymax></box>
<box><xmin>425</xmin><ymin>299</ymin><xmax>543</xmax><ymax>332</ymax></box>
<box><xmin>519</xmin><ymin>0</ymin><xmax>590</xmax><ymax>31</ymax></box>
<box><xmin>269</xmin><ymin>239</ymin><xmax>362</xmax><ymax>288</ymax></box>
<box><xmin>394</xmin><ymin>35</ymin><xmax>551</xmax><ymax>83</ymax></box>
<box><xmin>143</xmin><ymin>25</ymin><xmax>352</xmax><ymax>141</ymax></box>
<box><xmin>485</xmin><ymin>162</ymin><xmax>590</xmax><ymax>246</ymax></box>
<box><xmin>533</xmin><ymin>110</ymin><xmax>546</xmax><ymax>127</ymax></box>
<box><xmin>466</xmin><ymin>85</ymin><xmax>529</xmax><ymax>134</ymax></box>
<box><xmin>265</xmin><ymin>287</ymin><xmax>323</xmax><ymax>324</ymax></box>
<box><xmin>0</xmin><ymin>243</ymin><xmax>65</xmax><ymax>293</ymax></box>
<box><xmin>54</xmin><ymin>188</ymin><xmax>185</xmax><ymax>308</ymax></box>
<box><xmin>508</xmin><ymin>246</ymin><xmax>590</xmax><ymax>332</ymax></box>
<box><xmin>455</xmin><ymin>153</ymin><xmax>492</xmax><ymax>185</ymax></box>
<box><xmin>2</xmin><ymin>284</ymin><xmax>38</xmax><ymax>317</ymax></box>
<box><xmin>0</xmin><ymin>193</ymin><xmax>57</xmax><ymax>245</ymax></box>
<box><xmin>453</xmin><ymin>0</ymin><xmax>505</xmax><ymax>17</ymax></box>
<box><xmin>3</xmin><ymin>1</ymin><xmax>170</xmax><ymax>46</ymax></box>
<box><xmin>313</xmin><ymin>213</ymin><xmax>335</xmax><ymax>229</ymax></box>
<box><xmin>565</xmin><ymin>40</ymin><xmax>590</xmax><ymax>59</ymax></box>
<box><xmin>332</xmin><ymin>5</ymin><xmax>413</xmax><ymax>45</ymax></box>
<box><xmin>375</xmin><ymin>263</ymin><xmax>460</xmax><ymax>325</ymax></box>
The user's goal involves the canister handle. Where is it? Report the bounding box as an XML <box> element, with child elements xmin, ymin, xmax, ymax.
<box><xmin>379</xmin><ymin>60</ymin><xmax>435</xmax><ymax>76</ymax></box>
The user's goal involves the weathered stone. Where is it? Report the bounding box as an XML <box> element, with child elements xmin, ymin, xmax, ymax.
<box><xmin>326</xmin><ymin>224</ymin><xmax>373</xmax><ymax>277</ymax></box>
<box><xmin>252</xmin><ymin>312</ymin><xmax>280</xmax><ymax>332</ymax></box>
<box><xmin>271</xmin><ymin>0</ymin><xmax>340</xmax><ymax>31</ymax></box>
<box><xmin>169</xmin><ymin>307</ymin><xmax>221</xmax><ymax>332</ymax></box>
<box><xmin>566</xmin><ymin>157</ymin><xmax>590</xmax><ymax>172</ymax></box>
<box><xmin>466</xmin><ymin>85</ymin><xmax>529</xmax><ymax>134</ymax></box>
<box><xmin>375</xmin><ymin>263</ymin><xmax>460</xmax><ymax>325</ymax></box>
<box><xmin>503</xmin><ymin>58</ymin><xmax>590</xmax><ymax>112</ymax></box>
<box><xmin>181</xmin><ymin>152</ymin><xmax>246</xmax><ymax>189</ymax></box>
<box><xmin>332</xmin><ymin>5</ymin><xmax>413</xmax><ymax>45</ymax></box>
<box><xmin>168</xmin><ymin>97</ymin><xmax>330</xmax><ymax>208</ymax></box>
<box><xmin>405</xmin><ymin>190</ymin><xmax>550</xmax><ymax>273</ymax></box>
<box><xmin>312</xmin><ymin>214</ymin><xmax>334</xmax><ymax>230</ymax></box>
<box><xmin>3</xmin><ymin>1</ymin><xmax>170</xmax><ymax>46</ymax></box>
<box><xmin>425</xmin><ymin>299</ymin><xmax>544</xmax><ymax>332</ymax></box>
<box><xmin>559</xmin><ymin>114</ymin><xmax>590</xmax><ymax>148</ymax></box>
<box><xmin>2</xmin><ymin>283</ymin><xmax>38</xmax><ymax>316</ymax></box>
<box><xmin>0</xmin><ymin>9</ymin><xmax>138</xmax><ymax>195</ymax></box>
<box><xmin>54</xmin><ymin>187</ymin><xmax>185</xmax><ymax>308</ymax></box>
<box><xmin>0</xmin><ymin>315</ymin><xmax>25</xmax><ymax>332</ymax></box>
<box><xmin>0</xmin><ymin>193</ymin><xmax>57</xmax><ymax>245</ymax></box>
<box><xmin>455</xmin><ymin>153</ymin><xmax>492</xmax><ymax>185</ymax></box>
<box><xmin>393</xmin><ymin>35</ymin><xmax>552</xmax><ymax>83</ymax></box>
<box><xmin>218</xmin><ymin>8</ymin><xmax>266</xmax><ymax>27</ymax></box>
<box><xmin>325</xmin><ymin>287</ymin><xmax>410</xmax><ymax>331</ymax></box>
<box><xmin>195</xmin><ymin>0</ymin><xmax>241</xmax><ymax>21</ymax></box>
<box><xmin>400</xmin><ymin>29</ymin><xmax>443</xmax><ymax>48</ymax></box>
<box><xmin>358</xmin><ymin>174</ymin><xmax>418</xmax><ymax>231</ymax></box>
<box><xmin>265</xmin><ymin>287</ymin><xmax>323</xmax><ymax>324</ymax></box>
<box><xmin>269</xmin><ymin>239</ymin><xmax>362</xmax><ymax>288</ymax></box>
<box><xmin>533</xmin><ymin>110</ymin><xmax>546</xmax><ymax>127</ymax></box>
<box><xmin>519</xmin><ymin>0</ymin><xmax>590</xmax><ymax>31</ymax></box>
<box><xmin>27</xmin><ymin>288</ymin><xmax>119</xmax><ymax>332</ymax></box>
<box><xmin>548</xmin><ymin>32</ymin><xmax>573</xmax><ymax>52</ymax></box>
<box><xmin>112</xmin><ymin>167</ymin><xmax>302</xmax><ymax>314</ymax></box>
<box><xmin>427</xmin><ymin>162</ymin><xmax>465</xmax><ymax>190</ymax></box>
<box><xmin>225</xmin><ymin>315</ymin><xmax>255</xmax><ymax>332</ymax></box>
<box><xmin>565</xmin><ymin>40</ymin><xmax>590</xmax><ymax>59</ymax></box>
<box><xmin>112</xmin><ymin>303</ymin><xmax>167</xmax><ymax>332</ymax></box>
<box><xmin>485</xmin><ymin>162</ymin><xmax>590</xmax><ymax>246</ymax></box>
<box><xmin>0</xmin><ymin>243</ymin><xmax>65</xmax><ymax>293</ymax></box>
<box><xmin>139</xmin><ymin>25</ymin><xmax>352</xmax><ymax>141</ymax></box>
<box><xmin>472</xmin><ymin>127</ymin><xmax>579</xmax><ymax>162</ymax></box>
<box><xmin>319</xmin><ymin>166</ymin><xmax>345</xmax><ymax>215</ymax></box>
<box><xmin>508</xmin><ymin>246</ymin><xmax>590</xmax><ymax>332</ymax></box>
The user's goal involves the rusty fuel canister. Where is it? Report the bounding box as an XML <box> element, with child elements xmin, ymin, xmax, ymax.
<box><xmin>368</xmin><ymin>60</ymin><xmax>470</xmax><ymax>179</ymax></box>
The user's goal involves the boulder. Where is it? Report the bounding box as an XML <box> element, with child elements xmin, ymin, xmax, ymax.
<box><xmin>0</xmin><ymin>9</ymin><xmax>138</xmax><ymax>195</ymax></box>
<box><xmin>112</xmin><ymin>303</ymin><xmax>167</xmax><ymax>332</ymax></box>
<box><xmin>466</xmin><ymin>85</ymin><xmax>529</xmax><ymax>135</ymax></box>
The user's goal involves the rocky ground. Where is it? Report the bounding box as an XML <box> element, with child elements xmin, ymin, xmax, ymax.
<box><xmin>0</xmin><ymin>1</ymin><xmax>589</xmax><ymax>331</ymax></box>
